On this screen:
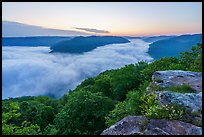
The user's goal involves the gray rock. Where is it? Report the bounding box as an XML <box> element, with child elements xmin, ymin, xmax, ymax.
<box><xmin>101</xmin><ymin>116</ymin><xmax>148</xmax><ymax>135</ymax></box>
<box><xmin>154</xmin><ymin>91</ymin><xmax>202</xmax><ymax>126</ymax></box>
<box><xmin>152</xmin><ymin>70</ymin><xmax>202</xmax><ymax>92</ymax></box>
<box><xmin>143</xmin><ymin>127</ymin><xmax>170</xmax><ymax>135</ymax></box>
<box><xmin>101</xmin><ymin>116</ymin><xmax>202</xmax><ymax>135</ymax></box>
<box><xmin>144</xmin><ymin>119</ymin><xmax>202</xmax><ymax>135</ymax></box>
<box><xmin>154</xmin><ymin>91</ymin><xmax>202</xmax><ymax>113</ymax></box>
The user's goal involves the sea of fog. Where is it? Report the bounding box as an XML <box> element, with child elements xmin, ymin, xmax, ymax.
<box><xmin>2</xmin><ymin>39</ymin><xmax>153</xmax><ymax>99</ymax></box>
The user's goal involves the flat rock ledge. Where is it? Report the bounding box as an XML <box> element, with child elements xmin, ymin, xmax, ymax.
<box><xmin>152</xmin><ymin>70</ymin><xmax>202</xmax><ymax>92</ymax></box>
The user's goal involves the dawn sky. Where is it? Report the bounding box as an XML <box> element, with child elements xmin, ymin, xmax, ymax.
<box><xmin>2</xmin><ymin>2</ymin><xmax>202</xmax><ymax>36</ymax></box>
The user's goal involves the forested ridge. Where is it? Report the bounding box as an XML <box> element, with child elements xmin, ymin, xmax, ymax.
<box><xmin>50</xmin><ymin>36</ymin><xmax>130</xmax><ymax>53</ymax></box>
<box><xmin>2</xmin><ymin>43</ymin><xmax>202</xmax><ymax>135</ymax></box>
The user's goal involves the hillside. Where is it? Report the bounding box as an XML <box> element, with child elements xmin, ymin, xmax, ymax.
<box><xmin>2</xmin><ymin>36</ymin><xmax>72</xmax><ymax>46</ymax></box>
<box><xmin>148</xmin><ymin>34</ymin><xmax>202</xmax><ymax>60</ymax></box>
<box><xmin>2</xmin><ymin>43</ymin><xmax>202</xmax><ymax>135</ymax></box>
<box><xmin>50</xmin><ymin>36</ymin><xmax>130</xmax><ymax>53</ymax></box>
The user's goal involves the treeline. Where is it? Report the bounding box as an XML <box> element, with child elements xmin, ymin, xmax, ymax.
<box><xmin>2</xmin><ymin>43</ymin><xmax>202</xmax><ymax>135</ymax></box>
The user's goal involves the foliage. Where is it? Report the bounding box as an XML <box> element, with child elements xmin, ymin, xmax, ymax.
<box><xmin>140</xmin><ymin>93</ymin><xmax>158</xmax><ymax>115</ymax></box>
<box><xmin>110</xmin><ymin>61</ymin><xmax>148</xmax><ymax>101</ymax></box>
<box><xmin>180</xmin><ymin>43</ymin><xmax>202</xmax><ymax>72</ymax></box>
<box><xmin>43</xmin><ymin>124</ymin><xmax>58</xmax><ymax>135</ymax></box>
<box><xmin>141</xmin><ymin>57</ymin><xmax>183</xmax><ymax>80</ymax></box>
<box><xmin>144</xmin><ymin>104</ymin><xmax>186</xmax><ymax>120</ymax></box>
<box><xmin>147</xmin><ymin>82</ymin><xmax>197</xmax><ymax>94</ymax></box>
<box><xmin>169</xmin><ymin>84</ymin><xmax>197</xmax><ymax>93</ymax></box>
<box><xmin>105</xmin><ymin>81</ymin><xmax>149</xmax><ymax>127</ymax></box>
<box><xmin>75</xmin><ymin>61</ymin><xmax>149</xmax><ymax>102</ymax></box>
<box><xmin>2</xmin><ymin>102</ymin><xmax>41</xmax><ymax>135</ymax></box>
<box><xmin>140</xmin><ymin>93</ymin><xmax>186</xmax><ymax>120</ymax></box>
<box><xmin>105</xmin><ymin>102</ymin><xmax>127</xmax><ymax>127</ymax></box>
<box><xmin>146</xmin><ymin>82</ymin><xmax>163</xmax><ymax>93</ymax></box>
<box><xmin>53</xmin><ymin>90</ymin><xmax>114</xmax><ymax>135</ymax></box>
<box><xmin>2</xmin><ymin>96</ymin><xmax>62</xmax><ymax>133</ymax></box>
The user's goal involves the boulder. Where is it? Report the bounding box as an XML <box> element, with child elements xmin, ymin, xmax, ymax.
<box><xmin>101</xmin><ymin>116</ymin><xmax>148</xmax><ymax>135</ymax></box>
<box><xmin>101</xmin><ymin>116</ymin><xmax>202</xmax><ymax>135</ymax></box>
<box><xmin>154</xmin><ymin>91</ymin><xmax>202</xmax><ymax>126</ymax></box>
<box><xmin>144</xmin><ymin>119</ymin><xmax>202</xmax><ymax>135</ymax></box>
<box><xmin>152</xmin><ymin>70</ymin><xmax>202</xmax><ymax>92</ymax></box>
<box><xmin>154</xmin><ymin>91</ymin><xmax>202</xmax><ymax>114</ymax></box>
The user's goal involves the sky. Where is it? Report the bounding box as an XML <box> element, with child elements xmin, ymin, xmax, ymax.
<box><xmin>2</xmin><ymin>2</ymin><xmax>202</xmax><ymax>36</ymax></box>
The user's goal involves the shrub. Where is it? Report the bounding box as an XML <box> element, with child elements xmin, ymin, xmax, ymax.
<box><xmin>105</xmin><ymin>81</ymin><xmax>149</xmax><ymax>127</ymax></box>
<box><xmin>140</xmin><ymin>93</ymin><xmax>186</xmax><ymax>120</ymax></box>
<box><xmin>170</xmin><ymin>84</ymin><xmax>197</xmax><ymax>93</ymax></box>
<box><xmin>2</xmin><ymin>102</ymin><xmax>41</xmax><ymax>135</ymax></box>
<box><xmin>180</xmin><ymin>43</ymin><xmax>202</xmax><ymax>72</ymax></box>
<box><xmin>141</xmin><ymin>57</ymin><xmax>182</xmax><ymax>80</ymax></box>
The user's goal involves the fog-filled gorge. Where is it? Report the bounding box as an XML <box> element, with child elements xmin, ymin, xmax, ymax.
<box><xmin>2</xmin><ymin>39</ymin><xmax>153</xmax><ymax>99</ymax></box>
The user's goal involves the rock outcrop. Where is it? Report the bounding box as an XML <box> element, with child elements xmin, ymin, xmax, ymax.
<box><xmin>101</xmin><ymin>70</ymin><xmax>202</xmax><ymax>135</ymax></box>
<box><xmin>101</xmin><ymin>116</ymin><xmax>202</xmax><ymax>135</ymax></box>
<box><xmin>154</xmin><ymin>91</ymin><xmax>202</xmax><ymax>126</ymax></box>
<box><xmin>152</xmin><ymin>70</ymin><xmax>202</xmax><ymax>92</ymax></box>
<box><xmin>101</xmin><ymin>116</ymin><xmax>148</xmax><ymax>135</ymax></box>
<box><xmin>150</xmin><ymin>70</ymin><xmax>202</xmax><ymax>126</ymax></box>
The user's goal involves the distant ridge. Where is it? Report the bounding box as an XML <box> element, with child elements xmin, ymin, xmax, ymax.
<box><xmin>50</xmin><ymin>36</ymin><xmax>130</xmax><ymax>53</ymax></box>
<box><xmin>148</xmin><ymin>34</ymin><xmax>202</xmax><ymax>60</ymax></box>
<box><xmin>2</xmin><ymin>36</ymin><xmax>72</xmax><ymax>46</ymax></box>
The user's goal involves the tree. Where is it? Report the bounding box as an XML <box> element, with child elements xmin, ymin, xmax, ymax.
<box><xmin>105</xmin><ymin>81</ymin><xmax>149</xmax><ymax>127</ymax></box>
<box><xmin>2</xmin><ymin>102</ymin><xmax>41</xmax><ymax>135</ymax></box>
<box><xmin>141</xmin><ymin>57</ymin><xmax>183</xmax><ymax>79</ymax></box>
<box><xmin>180</xmin><ymin>43</ymin><xmax>202</xmax><ymax>72</ymax></box>
<box><xmin>53</xmin><ymin>90</ymin><xmax>114</xmax><ymax>135</ymax></box>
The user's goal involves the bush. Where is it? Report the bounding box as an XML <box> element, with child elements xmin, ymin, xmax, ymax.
<box><xmin>105</xmin><ymin>102</ymin><xmax>127</xmax><ymax>127</ymax></box>
<box><xmin>140</xmin><ymin>93</ymin><xmax>186</xmax><ymax>120</ymax></box>
<box><xmin>105</xmin><ymin>81</ymin><xmax>149</xmax><ymax>127</ymax></box>
<box><xmin>180</xmin><ymin>43</ymin><xmax>202</xmax><ymax>72</ymax></box>
<box><xmin>73</xmin><ymin>61</ymin><xmax>149</xmax><ymax>102</ymax></box>
<box><xmin>169</xmin><ymin>84</ymin><xmax>197</xmax><ymax>93</ymax></box>
<box><xmin>2</xmin><ymin>102</ymin><xmax>41</xmax><ymax>135</ymax></box>
<box><xmin>141</xmin><ymin>57</ymin><xmax>183</xmax><ymax>80</ymax></box>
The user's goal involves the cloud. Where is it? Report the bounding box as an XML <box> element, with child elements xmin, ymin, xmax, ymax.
<box><xmin>75</xmin><ymin>27</ymin><xmax>110</xmax><ymax>34</ymax></box>
<box><xmin>2</xmin><ymin>21</ymin><xmax>90</xmax><ymax>37</ymax></box>
<box><xmin>2</xmin><ymin>39</ymin><xmax>153</xmax><ymax>99</ymax></box>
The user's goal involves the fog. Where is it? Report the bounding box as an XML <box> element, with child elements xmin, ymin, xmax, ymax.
<box><xmin>2</xmin><ymin>39</ymin><xmax>153</xmax><ymax>99</ymax></box>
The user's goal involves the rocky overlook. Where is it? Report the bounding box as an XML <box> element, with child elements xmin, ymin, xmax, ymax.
<box><xmin>101</xmin><ymin>70</ymin><xmax>202</xmax><ymax>135</ymax></box>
